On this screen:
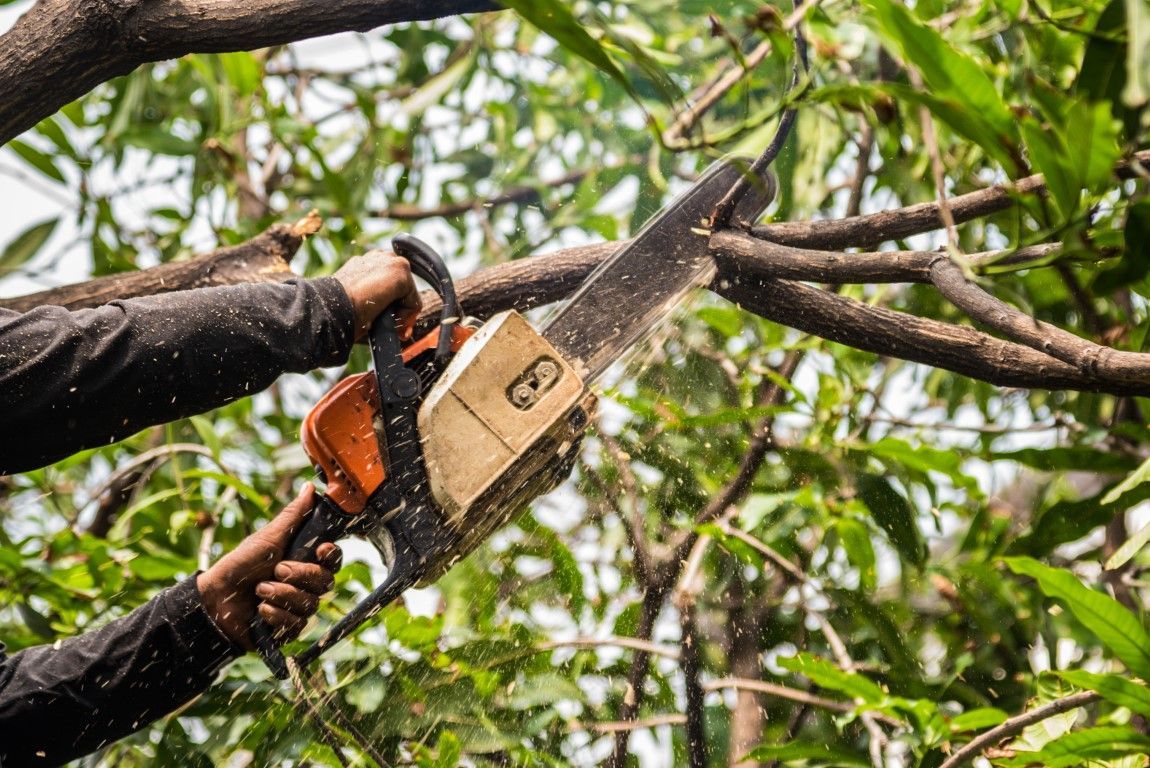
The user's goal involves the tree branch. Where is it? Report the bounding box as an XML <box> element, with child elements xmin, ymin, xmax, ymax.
<box><xmin>711</xmin><ymin>231</ymin><xmax>1060</xmax><ymax>284</ymax></box>
<box><xmin>928</xmin><ymin>255</ymin><xmax>1150</xmax><ymax>388</ymax></box>
<box><xmin>938</xmin><ymin>691</ymin><xmax>1100</xmax><ymax>768</ymax></box>
<box><xmin>754</xmin><ymin>149</ymin><xmax>1150</xmax><ymax>250</ymax></box>
<box><xmin>715</xmin><ymin>267</ymin><xmax>1150</xmax><ymax>398</ymax></box>
<box><xmin>704</xmin><ymin>678</ymin><xmax>899</xmax><ymax>726</ymax></box>
<box><xmin>0</xmin><ymin>212</ymin><xmax>320</xmax><ymax>312</ymax></box>
<box><xmin>0</xmin><ymin>0</ymin><xmax>498</xmax><ymax>146</ymax></box>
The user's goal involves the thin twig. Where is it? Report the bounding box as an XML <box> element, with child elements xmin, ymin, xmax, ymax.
<box><xmin>711</xmin><ymin>0</ymin><xmax>811</xmax><ymax>228</ymax></box>
<box><xmin>576</xmin><ymin>714</ymin><xmax>688</xmax><ymax>733</ymax></box>
<box><xmin>537</xmin><ymin>636</ymin><xmax>682</xmax><ymax>661</ymax></box>
<box><xmin>703</xmin><ymin>678</ymin><xmax>899</xmax><ymax>726</ymax></box>
<box><xmin>663</xmin><ymin>39</ymin><xmax>773</xmax><ymax>147</ymax></box>
<box><xmin>815</xmin><ymin>614</ymin><xmax>887</xmax><ymax>768</ymax></box>
<box><xmin>938</xmin><ymin>691</ymin><xmax>1100</xmax><ymax>768</ymax></box>
<box><xmin>715</xmin><ymin>519</ymin><xmax>806</xmax><ymax>584</ymax></box>
<box><xmin>908</xmin><ymin>69</ymin><xmax>959</xmax><ymax>250</ymax></box>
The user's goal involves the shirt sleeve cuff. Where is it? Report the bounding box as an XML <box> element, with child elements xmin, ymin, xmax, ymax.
<box><xmin>162</xmin><ymin>576</ymin><xmax>245</xmax><ymax>676</ymax></box>
<box><xmin>306</xmin><ymin>276</ymin><xmax>357</xmax><ymax>364</ymax></box>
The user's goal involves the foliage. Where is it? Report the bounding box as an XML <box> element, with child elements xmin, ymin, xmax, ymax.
<box><xmin>1</xmin><ymin>0</ymin><xmax>1149</xmax><ymax>766</ymax></box>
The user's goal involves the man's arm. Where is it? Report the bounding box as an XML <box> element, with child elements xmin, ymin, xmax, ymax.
<box><xmin>0</xmin><ymin>486</ymin><xmax>341</xmax><ymax>767</ymax></box>
<box><xmin>0</xmin><ymin>252</ymin><xmax>419</xmax><ymax>474</ymax></box>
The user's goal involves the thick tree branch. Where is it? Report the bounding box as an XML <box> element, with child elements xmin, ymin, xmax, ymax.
<box><xmin>718</xmin><ymin>275</ymin><xmax>1150</xmax><ymax>397</ymax></box>
<box><xmin>928</xmin><ymin>256</ymin><xmax>1150</xmax><ymax>387</ymax></box>
<box><xmin>753</xmin><ymin>172</ymin><xmax>1046</xmax><ymax>249</ymax></box>
<box><xmin>0</xmin><ymin>0</ymin><xmax>497</xmax><ymax>146</ymax></box>
<box><xmin>711</xmin><ymin>232</ymin><xmax>1060</xmax><ymax>284</ymax></box>
<box><xmin>0</xmin><ymin>212</ymin><xmax>320</xmax><ymax>312</ymax></box>
<box><xmin>754</xmin><ymin>149</ymin><xmax>1150</xmax><ymax>250</ymax></box>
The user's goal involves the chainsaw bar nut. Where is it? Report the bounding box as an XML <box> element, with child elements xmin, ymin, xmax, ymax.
<box><xmin>508</xmin><ymin>358</ymin><xmax>561</xmax><ymax>410</ymax></box>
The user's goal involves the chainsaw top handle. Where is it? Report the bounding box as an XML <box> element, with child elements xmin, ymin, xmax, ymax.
<box><xmin>391</xmin><ymin>232</ymin><xmax>459</xmax><ymax>365</ymax></box>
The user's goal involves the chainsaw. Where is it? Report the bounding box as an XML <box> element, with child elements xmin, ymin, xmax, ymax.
<box><xmin>252</xmin><ymin>157</ymin><xmax>776</xmax><ymax>678</ymax></box>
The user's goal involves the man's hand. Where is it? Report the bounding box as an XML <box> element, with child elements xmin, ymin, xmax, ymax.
<box><xmin>334</xmin><ymin>250</ymin><xmax>422</xmax><ymax>338</ymax></box>
<box><xmin>196</xmin><ymin>484</ymin><xmax>343</xmax><ymax>649</ymax></box>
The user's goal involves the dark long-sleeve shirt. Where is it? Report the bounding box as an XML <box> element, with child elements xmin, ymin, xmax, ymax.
<box><xmin>0</xmin><ymin>578</ymin><xmax>240</xmax><ymax>767</ymax></box>
<box><xmin>0</xmin><ymin>277</ymin><xmax>355</xmax><ymax>474</ymax></box>
<box><xmin>0</xmin><ymin>277</ymin><xmax>356</xmax><ymax>766</ymax></box>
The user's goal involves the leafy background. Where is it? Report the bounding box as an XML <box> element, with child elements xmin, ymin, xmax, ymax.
<box><xmin>1</xmin><ymin>0</ymin><xmax>1149</xmax><ymax>766</ymax></box>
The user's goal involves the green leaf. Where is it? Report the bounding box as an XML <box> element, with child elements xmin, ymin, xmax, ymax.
<box><xmin>1063</xmin><ymin>98</ymin><xmax>1123</xmax><ymax>193</ymax></box>
<box><xmin>835</xmin><ymin>517</ymin><xmax>876</xmax><ymax>592</ymax></box>
<box><xmin>1057</xmin><ymin>670</ymin><xmax>1150</xmax><ymax>717</ymax></box>
<box><xmin>1076</xmin><ymin>0</ymin><xmax>1127</xmax><ymax>109</ymax></box>
<box><xmin>1011</xmin><ymin>483</ymin><xmax>1150</xmax><ymax>556</ymax></box>
<box><xmin>1096</xmin><ymin>200</ymin><xmax>1150</xmax><ymax>293</ymax></box>
<box><xmin>128</xmin><ymin>553</ymin><xmax>190</xmax><ymax>581</ymax></box>
<box><xmin>9</xmin><ymin>139</ymin><xmax>66</xmax><ymax>183</ymax></box>
<box><xmin>1004</xmin><ymin>557</ymin><xmax>1150</xmax><ymax>679</ymax></box>
<box><xmin>996</xmin><ymin>726</ymin><xmax>1150</xmax><ymax>767</ymax></box>
<box><xmin>866</xmin><ymin>436</ymin><xmax>973</xmax><ymax>488</ymax></box>
<box><xmin>190</xmin><ymin>416</ymin><xmax>223</xmax><ymax>462</ymax></box>
<box><xmin>993</xmin><ymin>446</ymin><xmax>1138</xmax><ymax>474</ymax></box>
<box><xmin>743</xmin><ymin>742</ymin><xmax>869</xmax><ymax>766</ymax></box>
<box><xmin>856</xmin><ymin>474</ymin><xmax>925</xmax><ymax>567</ymax></box>
<box><xmin>17</xmin><ymin>602</ymin><xmax>55</xmax><ymax>639</ymax></box>
<box><xmin>500</xmin><ymin>0</ymin><xmax>640</xmax><ymax>104</ymax></box>
<box><xmin>182</xmin><ymin>470</ymin><xmax>266</xmax><ymax>509</ymax></box>
<box><xmin>121</xmin><ymin>127</ymin><xmax>199</xmax><ymax>156</ymax></box>
<box><xmin>1021</xmin><ymin>118</ymin><xmax>1076</xmax><ymax>217</ymax></box>
<box><xmin>0</xmin><ymin>218</ymin><xmax>58</xmax><ymax>272</ymax></box>
<box><xmin>779</xmin><ymin>653</ymin><xmax>885</xmax><ymax>704</ymax></box>
<box><xmin>1106</xmin><ymin>517</ymin><xmax>1150</xmax><ymax>570</ymax></box>
<box><xmin>949</xmin><ymin>707</ymin><xmax>1008</xmax><ymax>733</ymax></box>
<box><xmin>865</xmin><ymin>0</ymin><xmax>1016</xmax><ymax>143</ymax></box>
<box><xmin>218</xmin><ymin>52</ymin><xmax>262</xmax><ymax>98</ymax></box>
<box><xmin>401</xmin><ymin>50</ymin><xmax>475</xmax><ymax>117</ymax></box>
<box><xmin>1102</xmin><ymin>453</ymin><xmax>1150</xmax><ymax>504</ymax></box>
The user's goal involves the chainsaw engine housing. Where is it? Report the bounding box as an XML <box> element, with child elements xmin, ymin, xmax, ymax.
<box><xmin>417</xmin><ymin>310</ymin><xmax>595</xmax><ymax>580</ymax></box>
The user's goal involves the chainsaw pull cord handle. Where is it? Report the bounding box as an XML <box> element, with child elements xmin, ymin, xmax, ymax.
<box><xmin>251</xmin><ymin>237</ymin><xmax>457</xmax><ymax>679</ymax></box>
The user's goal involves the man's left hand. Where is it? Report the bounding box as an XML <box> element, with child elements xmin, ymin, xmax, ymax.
<box><xmin>196</xmin><ymin>484</ymin><xmax>342</xmax><ymax>649</ymax></box>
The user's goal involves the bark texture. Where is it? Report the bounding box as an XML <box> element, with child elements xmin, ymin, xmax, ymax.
<box><xmin>0</xmin><ymin>0</ymin><xmax>498</xmax><ymax>145</ymax></box>
<box><xmin>0</xmin><ymin>213</ymin><xmax>319</xmax><ymax>312</ymax></box>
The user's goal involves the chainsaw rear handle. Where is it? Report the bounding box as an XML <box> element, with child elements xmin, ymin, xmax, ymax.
<box><xmin>250</xmin><ymin>298</ymin><xmax>415</xmax><ymax>679</ymax></box>
<box><xmin>249</xmin><ymin>495</ymin><xmax>354</xmax><ymax>679</ymax></box>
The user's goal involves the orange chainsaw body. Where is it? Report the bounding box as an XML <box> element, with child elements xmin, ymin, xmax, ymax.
<box><xmin>301</xmin><ymin>325</ymin><xmax>475</xmax><ymax>515</ymax></box>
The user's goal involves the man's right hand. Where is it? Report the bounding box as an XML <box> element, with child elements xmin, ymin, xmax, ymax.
<box><xmin>334</xmin><ymin>250</ymin><xmax>422</xmax><ymax>337</ymax></box>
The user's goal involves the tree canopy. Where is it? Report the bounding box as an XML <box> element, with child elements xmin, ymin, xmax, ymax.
<box><xmin>0</xmin><ymin>0</ymin><xmax>1148</xmax><ymax>766</ymax></box>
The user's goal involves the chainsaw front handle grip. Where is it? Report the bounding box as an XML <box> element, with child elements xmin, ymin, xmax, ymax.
<box><xmin>392</xmin><ymin>233</ymin><xmax>459</xmax><ymax>364</ymax></box>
